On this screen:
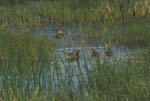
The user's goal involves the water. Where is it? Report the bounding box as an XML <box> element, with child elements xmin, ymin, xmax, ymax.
<box><xmin>0</xmin><ymin>24</ymin><xmax>148</xmax><ymax>96</ymax></box>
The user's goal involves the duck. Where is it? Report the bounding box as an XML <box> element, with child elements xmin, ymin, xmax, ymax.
<box><xmin>55</xmin><ymin>29</ymin><xmax>65</xmax><ymax>38</ymax></box>
<box><xmin>105</xmin><ymin>50</ymin><xmax>113</xmax><ymax>57</ymax></box>
<box><xmin>104</xmin><ymin>43</ymin><xmax>113</xmax><ymax>57</ymax></box>
<box><xmin>91</xmin><ymin>48</ymin><xmax>100</xmax><ymax>58</ymax></box>
<box><xmin>66</xmin><ymin>49</ymin><xmax>80</xmax><ymax>62</ymax></box>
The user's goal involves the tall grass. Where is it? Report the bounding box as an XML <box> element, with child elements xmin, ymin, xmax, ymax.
<box><xmin>0</xmin><ymin>32</ymin><xmax>55</xmax><ymax>100</ymax></box>
<box><xmin>0</xmin><ymin>53</ymin><xmax>150</xmax><ymax>100</ymax></box>
<box><xmin>0</xmin><ymin>0</ymin><xmax>149</xmax><ymax>28</ymax></box>
<box><xmin>79</xmin><ymin>20</ymin><xmax>150</xmax><ymax>47</ymax></box>
<box><xmin>0</xmin><ymin>0</ymin><xmax>150</xmax><ymax>101</ymax></box>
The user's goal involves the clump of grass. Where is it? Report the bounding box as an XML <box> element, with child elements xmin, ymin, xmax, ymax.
<box><xmin>0</xmin><ymin>32</ymin><xmax>55</xmax><ymax>100</ymax></box>
<box><xmin>0</xmin><ymin>32</ymin><xmax>54</xmax><ymax>76</ymax></box>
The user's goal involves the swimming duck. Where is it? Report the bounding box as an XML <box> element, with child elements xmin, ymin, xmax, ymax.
<box><xmin>91</xmin><ymin>48</ymin><xmax>100</xmax><ymax>58</ymax></box>
<box><xmin>55</xmin><ymin>29</ymin><xmax>65</xmax><ymax>38</ymax></box>
<box><xmin>105</xmin><ymin>43</ymin><xmax>113</xmax><ymax>57</ymax></box>
<box><xmin>105</xmin><ymin>50</ymin><xmax>113</xmax><ymax>57</ymax></box>
<box><xmin>66</xmin><ymin>49</ymin><xmax>80</xmax><ymax>62</ymax></box>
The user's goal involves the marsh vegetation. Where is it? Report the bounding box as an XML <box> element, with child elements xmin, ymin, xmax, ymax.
<box><xmin>0</xmin><ymin>0</ymin><xmax>150</xmax><ymax>101</ymax></box>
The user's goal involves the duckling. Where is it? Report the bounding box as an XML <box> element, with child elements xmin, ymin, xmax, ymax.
<box><xmin>66</xmin><ymin>50</ymin><xmax>80</xmax><ymax>62</ymax></box>
<box><xmin>91</xmin><ymin>48</ymin><xmax>100</xmax><ymax>58</ymax></box>
<box><xmin>55</xmin><ymin>29</ymin><xmax>65</xmax><ymax>38</ymax></box>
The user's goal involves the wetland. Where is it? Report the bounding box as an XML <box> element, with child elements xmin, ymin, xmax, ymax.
<box><xmin>0</xmin><ymin>0</ymin><xmax>150</xmax><ymax>101</ymax></box>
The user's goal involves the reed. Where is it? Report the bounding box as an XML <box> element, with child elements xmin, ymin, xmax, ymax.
<box><xmin>1</xmin><ymin>55</ymin><xmax>149</xmax><ymax>100</ymax></box>
<box><xmin>79</xmin><ymin>20</ymin><xmax>150</xmax><ymax>47</ymax></box>
<box><xmin>0</xmin><ymin>0</ymin><xmax>150</xmax><ymax>101</ymax></box>
<box><xmin>0</xmin><ymin>0</ymin><xmax>149</xmax><ymax>28</ymax></box>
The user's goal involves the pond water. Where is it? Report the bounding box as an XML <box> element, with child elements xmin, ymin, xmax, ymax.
<box><xmin>0</xmin><ymin>24</ymin><xmax>148</xmax><ymax>95</ymax></box>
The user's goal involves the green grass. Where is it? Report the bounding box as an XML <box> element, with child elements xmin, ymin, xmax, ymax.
<box><xmin>0</xmin><ymin>58</ymin><xmax>150</xmax><ymax>100</ymax></box>
<box><xmin>0</xmin><ymin>32</ymin><xmax>149</xmax><ymax>100</ymax></box>
<box><xmin>0</xmin><ymin>0</ymin><xmax>149</xmax><ymax>28</ymax></box>
<box><xmin>0</xmin><ymin>32</ymin><xmax>54</xmax><ymax>75</ymax></box>
<box><xmin>0</xmin><ymin>0</ymin><xmax>150</xmax><ymax>101</ymax></box>
<box><xmin>79</xmin><ymin>20</ymin><xmax>150</xmax><ymax>47</ymax></box>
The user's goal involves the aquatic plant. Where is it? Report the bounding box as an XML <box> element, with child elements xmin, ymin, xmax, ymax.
<box><xmin>0</xmin><ymin>0</ymin><xmax>150</xmax><ymax>101</ymax></box>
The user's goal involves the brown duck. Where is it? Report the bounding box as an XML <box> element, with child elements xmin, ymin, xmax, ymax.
<box><xmin>105</xmin><ymin>50</ymin><xmax>113</xmax><ymax>57</ymax></box>
<box><xmin>105</xmin><ymin>44</ymin><xmax>113</xmax><ymax>57</ymax></box>
<box><xmin>55</xmin><ymin>29</ymin><xmax>65</xmax><ymax>38</ymax></box>
<box><xmin>66</xmin><ymin>50</ymin><xmax>80</xmax><ymax>62</ymax></box>
<box><xmin>92</xmin><ymin>48</ymin><xmax>100</xmax><ymax>58</ymax></box>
